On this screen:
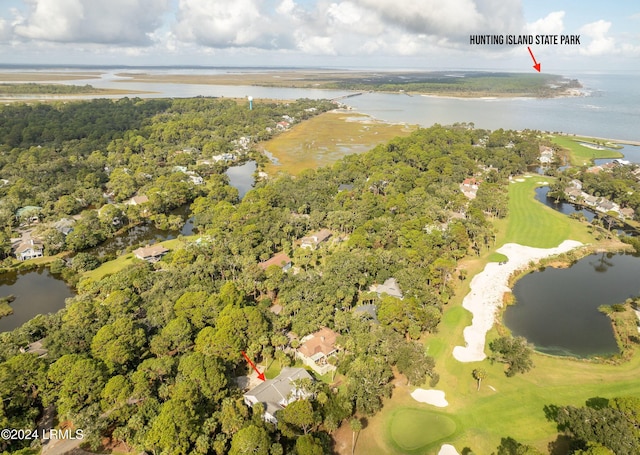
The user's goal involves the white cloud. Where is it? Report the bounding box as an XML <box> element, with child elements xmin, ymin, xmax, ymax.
<box><xmin>351</xmin><ymin>0</ymin><xmax>524</xmax><ymax>40</ymax></box>
<box><xmin>13</xmin><ymin>0</ymin><xmax>170</xmax><ymax>45</ymax></box>
<box><xmin>174</xmin><ymin>0</ymin><xmax>296</xmax><ymax>49</ymax></box>
<box><xmin>0</xmin><ymin>17</ymin><xmax>12</xmax><ymax>43</ymax></box>
<box><xmin>579</xmin><ymin>20</ymin><xmax>615</xmax><ymax>56</ymax></box>
<box><xmin>525</xmin><ymin>11</ymin><xmax>565</xmax><ymax>35</ymax></box>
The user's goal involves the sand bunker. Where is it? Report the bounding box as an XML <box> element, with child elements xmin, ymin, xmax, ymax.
<box><xmin>438</xmin><ymin>445</ymin><xmax>461</xmax><ymax>455</ymax></box>
<box><xmin>453</xmin><ymin>240</ymin><xmax>583</xmax><ymax>362</ymax></box>
<box><xmin>411</xmin><ymin>389</ymin><xmax>448</xmax><ymax>407</ymax></box>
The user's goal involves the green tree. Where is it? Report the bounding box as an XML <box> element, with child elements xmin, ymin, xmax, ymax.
<box><xmin>346</xmin><ymin>357</ymin><xmax>393</xmax><ymax>415</ymax></box>
<box><xmin>229</xmin><ymin>425</ymin><xmax>270</xmax><ymax>455</ymax></box>
<box><xmin>278</xmin><ymin>399</ymin><xmax>317</xmax><ymax>435</ymax></box>
<box><xmin>489</xmin><ymin>336</ymin><xmax>534</xmax><ymax>377</ymax></box>
<box><xmin>394</xmin><ymin>342</ymin><xmax>436</xmax><ymax>386</ymax></box>
<box><xmin>295</xmin><ymin>434</ymin><xmax>324</xmax><ymax>455</ymax></box>
<box><xmin>91</xmin><ymin>317</ymin><xmax>147</xmax><ymax>373</ymax></box>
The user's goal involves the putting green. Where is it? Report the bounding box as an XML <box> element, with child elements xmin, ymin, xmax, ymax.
<box><xmin>387</xmin><ymin>408</ymin><xmax>459</xmax><ymax>453</ymax></box>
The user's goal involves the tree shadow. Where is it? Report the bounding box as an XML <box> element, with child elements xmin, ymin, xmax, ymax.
<box><xmin>543</xmin><ymin>404</ymin><xmax>560</xmax><ymax>422</ymax></box>
<box><xmin>585</xmin><ymin>396</ymin><xmax>609</xmax><ymax>409</ymax></box>
<box><xmin>547</xmin><ymin>434</ymin><xmax>572</xmax><ymax>455</ymax></box>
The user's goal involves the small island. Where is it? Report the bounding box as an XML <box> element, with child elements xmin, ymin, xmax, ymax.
<box><xmin>0</xmin><ymin>295</ymin><xmax>15</xmax><ymax>318</ymax></box>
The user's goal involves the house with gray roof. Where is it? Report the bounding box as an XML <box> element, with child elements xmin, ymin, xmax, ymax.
<box><xmin>243</xmin><ymin>367</ymin><xmax>313</xmax><ymax>424</ymax></box>
<box><xmin>369</xmin><ymin>277</ymin><xmax>403</xmax><ymax>299</ymax></box>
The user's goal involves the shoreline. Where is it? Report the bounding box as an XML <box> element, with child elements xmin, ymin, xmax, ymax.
<box><xmin>452</xmin><ymin>240</ymin><xmax>584</xmax><ymax>363</ymax></box>
<box><xmin>557</xmin><ymin>132</ymin><xmax>640</xmax><ymax>147</ymax></box>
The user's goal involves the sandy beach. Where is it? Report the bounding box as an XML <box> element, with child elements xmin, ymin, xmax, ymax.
<box><xmin>453</xmin><ymin>240</ymin><xmax>584</xmax><ymax>362</ymax></box>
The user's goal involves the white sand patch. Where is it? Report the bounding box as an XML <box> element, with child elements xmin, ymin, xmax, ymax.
<box><xmin>453</xmin><ymin>240</ymin><xmax>583</xmax><ymax>362</ymax></box>
<box><xmin>438</xmin><ymin>444</ymin><xmax>460</xmax><ymax>455</ymax></box>
<box><xmin>515</xmin><ymin>178</ymin><xmax>525</xmax><ymax>182</ymax></box>
<box><xmin>524</xmin><ymin>175</ymin><xmax>532</xmax><ymax>178</ymax></box>
<box><xmin>411</xmin><ymin>389</ymin><xmax>448</xmax><ymax>407</ymax></box>
<box><xmin>488</xmin><ymin>385</ymin><xmax>497</xmax><ymax>392</ymax></box>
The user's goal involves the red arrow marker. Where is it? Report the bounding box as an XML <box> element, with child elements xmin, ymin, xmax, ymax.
<box><xmin>527</xmin><ymin>46</ymin><xmax>541</xmax><ymax>72</ymax></box>
<box><xmin>241</xmin><ymin>351</ymin><xmax>266</xmax><ymax>381</ymax></box>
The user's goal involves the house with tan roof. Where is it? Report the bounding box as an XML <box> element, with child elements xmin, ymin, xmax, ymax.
<box><xmin>126</xmin><ymin>195</ymin><xmax>149</xmax><ymax>206</ymax></box>
<box><xmin>133</xmin><ymin>244</ymin><xmax>169</xmax><ymax>263</ymax></box>
<box><xmin>299</xmin><ymin>229</ymin><xmax>332</xmax><ymax>250</ymax></box>
<box><xmin>243</xmin><ymin>367</ymin><xmax>313</xmax><ymax>424</ymax></box>
<box><xmin>296</xmin><ymin>327</ymin><xmax>339</xmax><ymax>375</ymax></box>
<box><xmin>259</xmin><ymin>252</ymin><xmax>292</xmax><ymax>271</ymax></box>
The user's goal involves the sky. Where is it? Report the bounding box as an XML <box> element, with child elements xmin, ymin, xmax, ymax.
<box><xmin>0</xmin><ymin>0</ymin><xmax>639</xmax><ymax>72</ymax></box>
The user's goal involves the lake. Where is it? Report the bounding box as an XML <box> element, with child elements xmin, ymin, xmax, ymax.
<box><xmin>504</xmin><ymin>252</ymin><xmax>640</xmax><ymax>357</ymax></box>
<box><xmin>0</xmin><ymin>268</ymin><xmax>75</xmax><ymax>333</ymax></box>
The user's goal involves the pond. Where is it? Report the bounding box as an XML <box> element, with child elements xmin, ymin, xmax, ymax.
<box><xmin>89</xmin><ymin>162</ymin><xmax>255</xmax><ymax>257</ymax></box>
<box><xmin>0</xmin><ymin>268</ymin><xmax>75</xmax><ymax>333</ymax></box>
<box><xmin>504</xmin><ymin>252</ymin><xmax>640</xmax><ymax>357</ymax></box>
<box><xmin>225</xmin><ymin>160</ymin><xmax>257</xmax><ymax>199</ymax></box>
<box><xmin>535</xmin><ymin>186</ymin><xmax>596</xmax><ymax>222</ymax></box>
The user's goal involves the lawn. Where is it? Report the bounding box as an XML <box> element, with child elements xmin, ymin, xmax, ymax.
<box><xmin>354</xmin><ymin>173</ymin><xmax>639</xmax><ymax>454</ymax></box>
<box><xmin>82</xmin><ymin>237</ymin><xmax>191</xmax><ymax>282</ymax></box>
<box><xmin>261</xmin><ymin>111</ymin><xmax>416</xmax><ymax>175</ymax></box>
<box><xmin>551</xmin><ymin>135</ymin><xmax>623</xmax><ymax>166</ymax></box>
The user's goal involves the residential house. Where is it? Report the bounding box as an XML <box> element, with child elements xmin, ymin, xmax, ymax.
<box><xmin>133</xmin><ymin>244</ymin><xmax>169</xmax><ymax>263</ymax></box>
<box><xmin>539</xmin><ymin>145</ymin><xmax>555</xmax><ymax>164</ymax></box>
<box><xmin>299</xmin><ymin>229</ymin><xmax>332</xmax><ymax>250</ymax></box>
<box><xmin>620</xmin><ymin>207</ymin><xmax>635</xmax><ymax>220</ymax></box>
<box><xmin>258</xmin><ymin>252</ymin><xmax>292</xmax><ymax>271</ymax></box>
<box><xmin>16</xmin><ymin>206</ymin><xmax>42</xmax><ymax>224</ymax></box>
<box><xmin>369</xmin><ymin>277</ymin><xmax>403</xmax><ymax>299</ymax></box>
<box><xmin>353</xmin><ymin>304</ymin><xmax>379</xmax><ymax>323</ymax></box>
<box><xmin>595</xmin><ymin>198</ymin><xmax>619</xmax><ymax>214</ymax></box>
<box><xmin>243</xmin><ymin>367</ymin><xmax>313</xmax><ymax>424</ymax></box>
<box><xmin>15</xmin><ymin>239</ymin><xmax>44</xmax><ymax>261</ymax></box>
<box><xmin>53</xmin><ymin>218</ymin><xmax>75</xmax><ymax>236</ymax></box>
<box><xmin>19</xmin><ymin>339</ymin><xmax>48</xmax><ymax>358</ymax></box>
<box><xmin>211</xmin><ymin>153</ymin><xmax>235</xmax><ymax>163</ymax></box>
<box><xmin>584</xmin><ymin>195</ymin><xmax>598</xmax><ymax>206</ymax></box>
<box><xmin>126</xmin><ymin>195</ymin><xmax>149</xmax><ymax>206</ymax></box>
<box><xmin>564</xmin><ymin>187</ymin><xmax>583</xmax><ymax>202</ymax></box>
<box><xmin>460</xmin><ymin>178</ymin><xmax>481</xmax><ymax>199</ymax></box>
<box><xmin>296</xmin><ymin>327</ymin><xmax>339</xmax><ymax>375</ymax></box>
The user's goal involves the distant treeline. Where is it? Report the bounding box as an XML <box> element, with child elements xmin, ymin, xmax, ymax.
<box><xmin>324</xmin><ymin>73</ymin><xmax>581</xmax><ymax>97</ymax></box>
<box><xmin>0</xmin><ymin>83</ymin><xmax>104</xmax><ymax>95</ymax></box>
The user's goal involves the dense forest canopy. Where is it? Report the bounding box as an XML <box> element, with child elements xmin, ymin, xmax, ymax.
<box><xmin>0</xmin><ymin>97</ymin><xmax>562</xmax><ymax>454</ymax></box>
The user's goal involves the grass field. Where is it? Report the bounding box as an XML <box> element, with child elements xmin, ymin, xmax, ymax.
<box><xmin>496</xmin><ymin>175</ymin><xmax>594</xmax><ymax>248</ymax></box>
<box><xmin>355</xmin><ymin>174</ymin><xmax>640</xmax><ymax>455</ymax></box>
<box><xmin>261</xmin><ymin>111</ymin><xmax>415</xmax><ymax>175</ymax></box>
<box><xmin>550</xmin><ymin>135</ymin><xmax>623</xmax><ymax>166</ymax></box>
